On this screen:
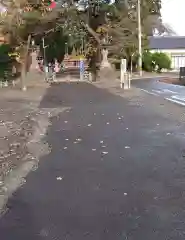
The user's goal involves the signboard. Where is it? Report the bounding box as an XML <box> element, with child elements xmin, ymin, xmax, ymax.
<box><xmin>80</xmin><ymin>59</ymin><xmax>85</xmax><ymax>73</ymax></box>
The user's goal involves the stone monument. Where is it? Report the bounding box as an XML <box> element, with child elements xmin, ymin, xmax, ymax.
<box><xmin>99</xmin><ymin>48</ymin><xmax>115</xmax><ymax>81</ymax></box>
<box><xmin>100</xmin><ymin>48</ymin><xmax>111</xmax><ymax>68</ymax></box>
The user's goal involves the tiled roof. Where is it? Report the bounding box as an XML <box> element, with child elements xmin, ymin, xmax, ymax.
<box><xmin>149</xmin><ymin>36</ymin><xmax>185</xmax><ymax>50</ymax></box>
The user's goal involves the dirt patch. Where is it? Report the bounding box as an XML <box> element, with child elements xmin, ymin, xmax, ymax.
<box><xmin>0</xmin><ymin>82</ymin><xmax>70</xmax><ymax>214</ymax></box>
<box><xmin>0</xmin><ymin>86</ymin><xmax>48</xmax><ymax>182</ymax></box>
<box><xmin>0</xmin><ymin>84</ymin><xmax>48</xmax><ymax>211</ymax></box>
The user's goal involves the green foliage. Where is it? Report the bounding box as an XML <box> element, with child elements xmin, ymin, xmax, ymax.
<box><xmin>142</xmin><ymin>51</ymin><xmax>171</xmax><ymax>72</ymax></box>
<box><xmin>142</xmin><ymin>50</ymin><xmax>155</xmax><ymax>72</ymax></box>
<box><xmin>0</xmin><ymin>0</ymin><xmax>163</xmax><ymax>78</ymax></box>
<box><xmin>152</xmin><ymin>52</ymin><xmax>171</xmax><ymax>72</ymax></box>
<box><xmin>40</xmin><ymin>30</ymin><xmax>68</xmax><ymax>64</ymax></box>
<box><xmin>0</xmin><ymin>44</ymin><xmax>14</xmax><ymax>80</ymax></box>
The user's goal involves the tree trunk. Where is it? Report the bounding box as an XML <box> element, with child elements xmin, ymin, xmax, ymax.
<box><xmin>20</xmin><ymin>64</ymin><xmax>26</xmax><ymax>91</ymax></box>
<box><xmin>20</xmin><ymin>35</ymin><xmax>31</xmax><ymax>91</ymax></box>
<box><xmin>84</xmin><ymin>23</ymin><xmax>101</xmax><ymax>44</ymax></box>
<box><xmin>91</xmin><ymin>62</ymin><xmax>97</xmax><ymax>82</ymax></box>
<box><xmin>89</xmin><ymin>57</ymin><xmax>97</xmax><ymax>82</ymax></box>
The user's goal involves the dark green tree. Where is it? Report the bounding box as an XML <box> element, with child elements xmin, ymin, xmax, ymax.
<box><xmin>0</xmin><ymin>0</ymin><xmax>163</xmax><ymax>83</ymax></box>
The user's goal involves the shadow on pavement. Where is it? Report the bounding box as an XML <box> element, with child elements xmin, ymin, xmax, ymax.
<box><xmin>39</xmin><ymin>82</ymin><xmax>122</xmax><ymax>108</ymax></box>
<box><xmin>56</xmin><ymin>69</ymin><xmax>80</xmax><ymax>80</ymax></box>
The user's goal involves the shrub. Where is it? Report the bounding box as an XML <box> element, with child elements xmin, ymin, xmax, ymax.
<box><xmin>0</xmin><ymin>44</ymin><xmax>14</xmax><ymax>80</ymax></box>
<box><xmin>142</xmin><ymin>50</ymin><xmax>155</xmax><ymax>72</ymax></box>
<box><xmin>142</xmin><ymin>51</ymin><xmax>172</xmax><ymax>73</ymax></box>
<box><xmin>152</xmin><ymin>52</ymin><xmax>171</xmax><ymax>73</ymax></box>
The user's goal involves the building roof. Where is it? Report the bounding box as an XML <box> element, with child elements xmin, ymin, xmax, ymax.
<box><xmin>149</xmin><ymin>36</ymin><xmax>185</xmax><ymax>50</ymax></box>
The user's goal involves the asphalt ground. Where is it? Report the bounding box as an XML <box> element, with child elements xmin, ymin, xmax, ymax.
<box><xmin>0</xmin><ymin>82</ymin><xmax>185</xmax><ymax>239</ymax></box>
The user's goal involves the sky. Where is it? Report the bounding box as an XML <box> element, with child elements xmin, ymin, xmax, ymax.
<box><xmin>161</xmin><ymin>0</ymin><xmax>185</xmax><ymax>36</ymax></box>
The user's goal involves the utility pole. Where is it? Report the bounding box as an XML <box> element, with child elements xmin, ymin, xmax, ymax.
<box><xmin>137</xmin><ymin>0</ymin><xmax>142</xmax><ymax>76</ymax></box>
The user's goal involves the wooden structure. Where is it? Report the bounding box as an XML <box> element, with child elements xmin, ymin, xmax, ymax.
<box><xmin>63</xmin><ymin>54</ymin><xmax>88</xmax><ymax>69</ymax></box>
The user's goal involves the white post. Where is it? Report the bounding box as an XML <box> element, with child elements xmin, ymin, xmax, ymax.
<box><xmin>124</xmin><ymin>74</ymin><xmax>127</xmax><ymax>89</ymax></box>
<box><xmin>120</xmin><ymin>59</ymin><xmax>127</xmax><ymax>88</ymax></box>
<box><xmin>128</xmin><ymin>73</ymin><xmax>131</xmax><ymax>89</ymax></box>
<box><xmin>131</xmin><ymin>53</ymin><xmax>134</xmax><ymax>77</ymax></box>
<box><xmin>80</xmin><ymin>70</ymin><xmax>84</xmax><ymax>82</ymax></box>
<box><xmin>22</xmin><ymin>86</ymin><xmax>27</xmax><ymax>91</ymax></box>
<box><xmin>88</xmin><ymin>72</ymin><xmax>92</xmax><ymax>82</ymax></box>
<box><xmin>4</xmin><ymin>80</ymin><xmax>8</xmax><ymax>87</ymax></box>
<box><xmin>42</xmin><ymin>37</ymin><xmax>49</xmax><ymax>81</ymax></box>
<box><xmin>124</xmin><ymin>73</ymin><xmax>131</xmax><ymax>90</ymax></box>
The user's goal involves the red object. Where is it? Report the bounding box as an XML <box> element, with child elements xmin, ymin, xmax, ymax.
<box><xmin>49</xmin><ymin>1</ymin><xmax>56</xmax><ymax>9</ymax></box>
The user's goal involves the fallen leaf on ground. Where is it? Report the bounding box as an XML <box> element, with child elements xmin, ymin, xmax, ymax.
<box><xmin>56</xmin><ymin>176</ymin><xmax>63</xmax><ymax>181</ymax></box>
<box><xmin>76</xmin><ymin>138</ymin><xmax>82</xmax><ymax>142</ymax></box>
<box><xmin>102</xmin><ymin>151</ymin><xmax>108</xmax><ymax>155</ymax></box>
